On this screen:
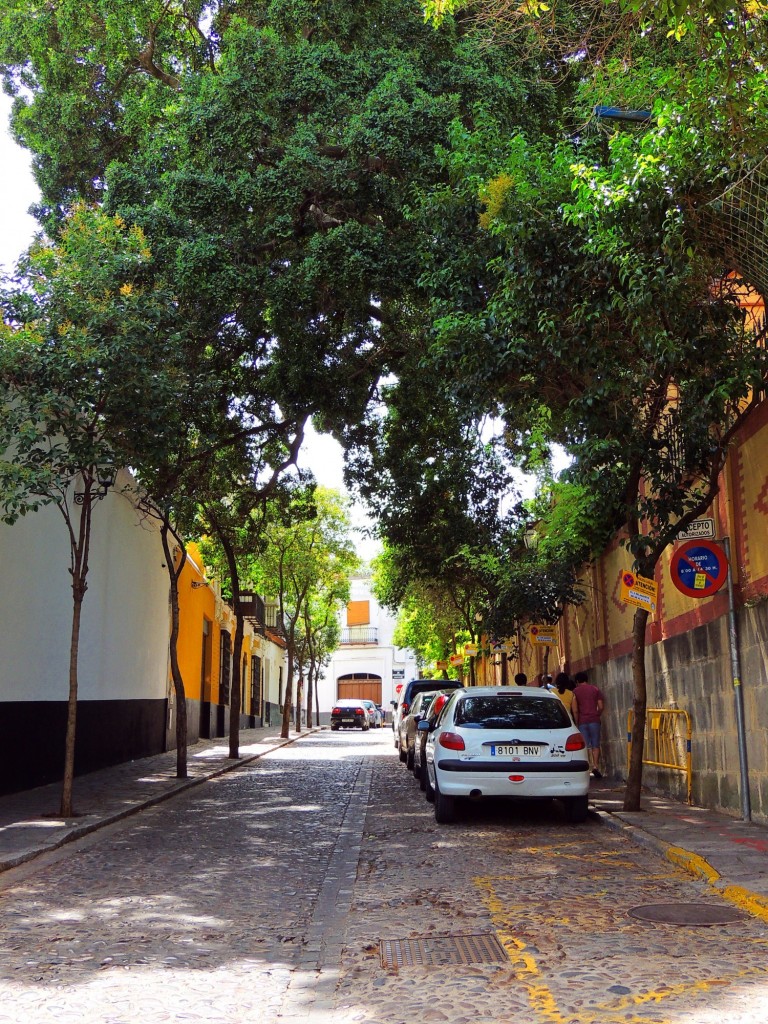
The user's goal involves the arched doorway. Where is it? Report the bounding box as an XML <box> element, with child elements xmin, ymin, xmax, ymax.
<box><xmin>337</xmin><ymin>672</ymin><xmax>382</xmax><ymax>704</ymax></box>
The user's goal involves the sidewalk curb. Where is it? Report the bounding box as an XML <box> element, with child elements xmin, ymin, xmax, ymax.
<box><xmin>0</xmin><ymin>728</ymin><xmax>322</xmax><ymax>873</ymax></box>
<box><xmin>594</xmin><ymin>808</ymin><xmax>768</xmax><ymax>924</ymax></box>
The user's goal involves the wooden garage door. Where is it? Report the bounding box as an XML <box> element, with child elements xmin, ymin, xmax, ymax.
<box><xmin>337</xmin><ymin>675</ymin><xmax>382</xmax><ymax>703</ymax></box>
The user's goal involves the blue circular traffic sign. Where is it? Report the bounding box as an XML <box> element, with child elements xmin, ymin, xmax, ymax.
<box><xmin>670</xmin><ymin>540</ymin><xmax>728</xmax><ymax>599</ymax></box>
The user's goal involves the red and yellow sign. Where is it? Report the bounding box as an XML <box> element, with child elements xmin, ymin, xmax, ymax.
<box><xmin>435</xmin><ymin>660</ymin><xmax>449</xmax><ymax>670</ymax></box>
<box><xmin>529</xmin><ymin>625</ymin><xmax>558</xmax><ymax>646</ymax></box>
<box><xmin>464</xmin><ymin>643</ymin><xmax>478</xmax><ymax>657</ymax></box>
<box><xmin>619</xmin><ymin>570</ymin><xmax>658</xmax><ymax>612</ymax></box>
<box><xmin>449</xmin><ymin>653</ymin><xmax>465</xmax><ymax>667</ymax></box>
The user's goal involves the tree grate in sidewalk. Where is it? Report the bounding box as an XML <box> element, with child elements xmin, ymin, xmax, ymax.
<box><xmin>379</xmin><ymin>932</ymin><xmax>509</xmax><ymax>968</ymax></box>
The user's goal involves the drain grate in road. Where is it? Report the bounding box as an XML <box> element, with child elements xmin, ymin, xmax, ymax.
<box><xmin>379</xmin><ymin>932</ymin><xmax>508</xmax><ymax>968</ymax></box>
<box><xmin>628</xmin><ymin>903</ymin><xmax>745</xmax><ymax>926</ymax></box>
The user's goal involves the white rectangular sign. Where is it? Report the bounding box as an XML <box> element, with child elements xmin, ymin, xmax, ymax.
<box><xmin>676</xmin><ymin>518</ymin><xmax>715</xmax><ymax>541</ymax></box>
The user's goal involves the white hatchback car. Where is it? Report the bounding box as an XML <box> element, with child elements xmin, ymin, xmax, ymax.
<box><xmin>420</xmin><ymin>686</ymin><xmax>590</xmax><ymax>824</ymax></box>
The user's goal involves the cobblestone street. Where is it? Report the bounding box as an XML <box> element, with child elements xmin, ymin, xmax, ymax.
<box><xmin>2</xmin><ymin>729</ymin><xmax>768</xmax><ymax>1024</ymax></box>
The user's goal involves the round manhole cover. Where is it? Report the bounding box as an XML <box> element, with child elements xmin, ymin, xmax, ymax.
<box><xmin>628</xmin><ymin>903</ymin><xmax>744</xmax><ymax>926</ymax></box>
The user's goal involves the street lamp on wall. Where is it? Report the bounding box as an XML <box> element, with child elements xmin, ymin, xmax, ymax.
<box><xmin>74</xmin><ymin>464</ymin><xmax>117</xmax><ymax>505</ymax></box>
<box><xmin>523</xmin><ymin>525</ymin><xmax>539</xmax><ymax>550</ymax></box>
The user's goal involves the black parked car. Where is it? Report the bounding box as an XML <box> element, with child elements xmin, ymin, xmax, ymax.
<box><xmin>330</xmin><ymin>698</ymin><xmax>371</xmax><ymax>731</ymax></box>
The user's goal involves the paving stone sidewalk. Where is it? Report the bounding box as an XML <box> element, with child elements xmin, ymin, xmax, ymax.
<box><xmin>0</xmin><ymin>724</ymin><xmax>319</xmax><ymax>871</ymax></box>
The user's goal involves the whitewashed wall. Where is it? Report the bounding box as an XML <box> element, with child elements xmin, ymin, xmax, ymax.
<box><xmin>0</xmin><ymin>474</ymin><xmax>169</xmax><ymax>704</ymax></box>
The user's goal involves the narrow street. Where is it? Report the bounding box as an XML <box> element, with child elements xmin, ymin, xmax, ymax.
<box><xmin>1</xmin><ymin>730</ymin><xmax>768</xmax><ymax>1024</ymax></box>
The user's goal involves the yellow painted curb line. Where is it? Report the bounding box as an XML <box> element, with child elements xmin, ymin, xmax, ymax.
<box><xmin>665</xmin><ymin>845</ymin><xmax>768</xmax><ymax>923</ymax></box>
<box><xmin>719</xmin><ymin>884</ymin><xmax>768</xmax><ymax>923</ymax></box>
<box><xmin>664</xmin><ymin>845</ymin><xmax>720</xmax><ymax>885</ymax></box>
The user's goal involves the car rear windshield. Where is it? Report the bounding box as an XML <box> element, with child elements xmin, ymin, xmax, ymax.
<box><xmin>454</xmin><ymin>695</ymin><xmax>571</xmax><ymax>730</ymax></box>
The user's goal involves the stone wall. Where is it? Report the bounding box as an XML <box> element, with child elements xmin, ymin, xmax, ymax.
<box><xmin>594</xmin><ymin>597</ymin><xmax>768</xmax><ymax>822</ymax></box>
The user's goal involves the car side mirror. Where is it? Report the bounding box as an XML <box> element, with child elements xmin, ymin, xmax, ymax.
<box><xmin>390</xmin><ymin>700</ymin><xmax>397</xmax><ymax>707</ymax></box>
<box><xmin>417</xmin><ymin>719</ymin><xmax>431</xmax><ymax>732</ymax></box>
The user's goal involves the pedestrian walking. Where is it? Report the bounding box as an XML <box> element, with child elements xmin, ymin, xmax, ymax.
<box><xmin>571</xmin><ymin>669</ymin><xmax>605</xmax><ymax>778</ymax></box>
<box><xmin>554</xmin><ymin>672</ymin><xmax>575</xmax><ymax>716</ymax></box>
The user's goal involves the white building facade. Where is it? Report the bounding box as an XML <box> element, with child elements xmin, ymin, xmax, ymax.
<box><xmin>318</xmin><ymin>571</ymin><xmax>417</xmax><ymax>722</ymax></box>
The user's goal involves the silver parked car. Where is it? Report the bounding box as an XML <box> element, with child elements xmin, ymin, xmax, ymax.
<box><xmin>420</xmin><ymin>686</ymin><xmax>591</xmax><ymax>824</ymax></box>
<box><xmin>361</xmin><ymin>699</ymin><xmax>383</xmax><ymax>728</ymax></box>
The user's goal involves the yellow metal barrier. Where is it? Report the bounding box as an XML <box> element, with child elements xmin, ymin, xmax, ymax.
<box><xmin>627</xmin><ymin>707</ymin><xmax>693</xmax><ymax>805</ymax></box>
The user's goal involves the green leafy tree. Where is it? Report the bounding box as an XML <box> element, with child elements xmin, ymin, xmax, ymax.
<box><xmin>252</xmin><ymin>486</ymin><xmax>358</xmax><ymax>738</ymax></box>
<box><xmin>418</xmin><ymin>108</ymin><xmax>768</xmax><ymax>806</ymax></box>
<box><xmin>0</xmin><ymin>0</ymin><xmax>558</xmax><ymax>452</ymax></box>
<box><xmin>0</xmin><ymin>206</ymin><xmax>182</xmax><ymax>815</ymax></box>
<box><xmin>197</xmin><ymin>459</ymin><xmax>312</xmax><ymax>758</ymax></box>
<box><xmin>301</xmin><ymin>569</ymin><xmax>351</xmax><ymax>728</ymax></box>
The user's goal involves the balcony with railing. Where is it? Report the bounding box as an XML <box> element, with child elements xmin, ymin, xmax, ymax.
<box><xmin>340</xmin><ymin>626</ymin><xmax>378</xmax><ymax>645</ymax></box>
<box><xmin>238</xmin><ymin>592</ymin><xmax>265</xmax><ymax>629</ymax></box>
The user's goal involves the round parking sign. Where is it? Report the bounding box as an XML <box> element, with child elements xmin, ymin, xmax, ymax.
<box><xmin>670</xmin><ymin>540</ymin><xmax>728</xmax><ymax>599</ymax></box>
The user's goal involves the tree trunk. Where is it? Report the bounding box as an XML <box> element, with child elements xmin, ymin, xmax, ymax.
<box><xmin>280</xmin><ymin>648</ymin><xmax>294</xmax><ymax>739</ymax></box>
<box><xmin>306</xmin><ymin>665</ymin><xmax>314</xmax><ymax>728</ymax></box>
<box><xmin>296</xmin><ymin>667</ymin><xmax>303</xmax><ymax>732</ymax></box>
<box><xmin>216</xmin><ymin>529</ymin><xmax>243</xmax><ymax>761</ymax></box>
<box><xmin>624</xmin><ymin>606</ymin><xmax>649</xmax><ymax>811</ymax></box>
<box><xmin>315</xmin><ymin>670</ymin><xmax>320</xmax><ymax>726</ymax></box>
<box><xmin>60</xmin><ymin>583</ymin><xmax>85</xmax><ymax>818</ymax></box>
<box><xmin>162</xmin><ymin>518</ymin><xmax>188</xmax><ymax>779</ymax></box>
<box><xmin>59</xmin><ymin>477</ymin><xmax>94</xmax><ymax>819</ymax></box>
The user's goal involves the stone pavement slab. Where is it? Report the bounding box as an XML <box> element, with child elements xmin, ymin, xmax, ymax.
<box><xmin>0</xmin><ymin>725</ymin><xmax>318</xmax><ymax>871</ymax></box>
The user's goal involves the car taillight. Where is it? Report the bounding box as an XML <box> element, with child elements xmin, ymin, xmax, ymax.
<box><xmin>401</xmin><ymin>702</ymin><xmax>410</xmax><ymax>714</ymax></box>
<box><xmin>566</xmin><ymin>733</ymin><xmax>586</xmax><ymax>751</ymax></box>
<box><xmin>355</xmin><ymin>708</ymin><xmax>364</xmax><ymax>716</ymax></box>
<box><xmin>438</xmin><ymin>731</ymin><xmax>466</xmax><ymax>751</ymax></box>
<box><xmin>332</xmin><ymin>707</ymin><xmax>340</xmax><ymax>715</ymax></box>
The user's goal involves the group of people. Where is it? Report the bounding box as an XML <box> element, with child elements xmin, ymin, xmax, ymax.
<box><xmin>512</xmin><ymin>669</ymin><xmax>605</xmax><ymax>779</ymax></box>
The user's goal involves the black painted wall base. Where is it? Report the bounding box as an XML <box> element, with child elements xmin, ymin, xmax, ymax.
<box><xmin>0</xmin><ymin>699</ymin><xmax>168</xmax><ymax>796</ymax></box>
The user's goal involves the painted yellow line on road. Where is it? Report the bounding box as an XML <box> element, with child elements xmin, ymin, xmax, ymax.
<box><xmin>474</xmin><ymin>872</ymin><xmax>768</xmax><ymax>1024</ymax></box>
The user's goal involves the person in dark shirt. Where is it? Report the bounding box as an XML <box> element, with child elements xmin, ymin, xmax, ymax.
<box><xmin>572</xmin><ymin>670</ymin><xmax>605</xmax><ymax>778</ymax></box>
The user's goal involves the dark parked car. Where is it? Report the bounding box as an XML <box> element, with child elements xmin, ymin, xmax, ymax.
<box><xmin>392</xmin><ymin>678</ymin><xmax>464</xmax><ymax>751</ymax></box>
<box><xmin>412</xmin><ymin>690</ymin><xmax>454</xmax><ymax>787</ymax></box>
<box><xmin>398</xmin><ymin>690</ymin><xmax>441</xmax><ymax>769</ymax></box>
<box><xmin>330</xmin><ymin>698</ymin><xmax>371</xmax><ymax>731</ymax></box>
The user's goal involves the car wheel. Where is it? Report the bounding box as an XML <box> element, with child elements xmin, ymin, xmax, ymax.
<box><xmin>362</xmin><ymin>724</ymin><xmax>370</xmax><ymax>731</ymax></box>
<box><xmin>562</xmin><ymin>795</ymin><xmax>589</xmax><ymax>823</ymax></box>
<box><xmin>331</xmin><ymin>725</ymin><xmax>339</xmax><ymax>731</ymax></box>
<box><xmin>398</xmin><ymin>745</ymin><xmax>407</xmax><ymax>763</ymax></box>
<box><xmin>412</xmin><ymin>760</ymin><xmax>421</xmax><ymax>780</ymax></box>
<box><xmin>405</xmin><ymin>746</ymin><xmax>414</xmax><ymax>771</ymax></box>
<box><xmin>418</xmin><ymin>764</ymin><xmax>427</xmax><ymax>790</ymax></box>
<box><xmin>434</xmin><ymin>785</ymin><xmax>458</xmax><ymax>825</ymax></box>
<box><xmin>425</xmin><ymin>770</ymin><xmax>435</xmax><ymax>803</ymax></box>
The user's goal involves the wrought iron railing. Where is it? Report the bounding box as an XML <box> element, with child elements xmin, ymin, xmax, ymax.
<box><xmin>340</xmin><ymin>626</ymin><xmax>378</xmax><ymax>644</ymax></box>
